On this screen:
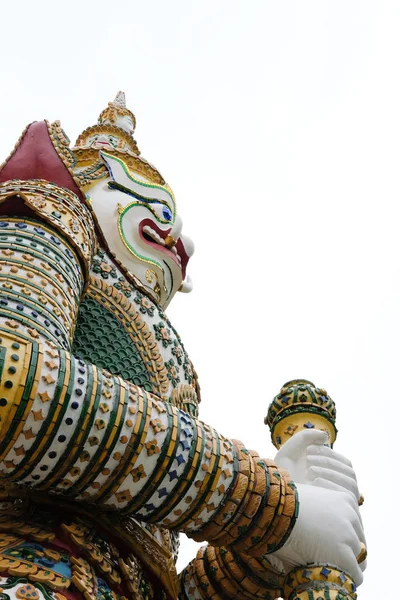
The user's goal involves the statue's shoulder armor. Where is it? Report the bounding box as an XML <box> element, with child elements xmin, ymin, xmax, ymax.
<box><xmin>0</xmin><ymin>121</ymin><xmax>97</xmax><ymax>284</ymax></box>
<box><xmin>0</xmin><ymin>179</ymin><xmax>96</xmax><ymax>287</ymax></box>
<box><xmin>0</xmin><ymin>121</ymin><xmax>81</xmax><ymax>196</ymax></box>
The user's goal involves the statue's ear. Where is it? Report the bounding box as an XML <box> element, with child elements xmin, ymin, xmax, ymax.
<box><xmin>99</xmin><ymin>151</ymin><xmax>131</xmax><ymax>187</ymax></box>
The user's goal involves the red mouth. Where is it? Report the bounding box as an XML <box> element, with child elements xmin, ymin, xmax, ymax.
<box><xmin>94</xmin><ymin>141</ymin><xmax>113</xmax><ymax>148</ymax></box>
<box><xmin>138</xmin><ymin>218</ymin><xmax>190</xmax><ymax>280</ymax></box>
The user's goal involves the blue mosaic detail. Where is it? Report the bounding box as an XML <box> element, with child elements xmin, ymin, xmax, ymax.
<box><xmin>175</xmin><ymin>454</ymin><xmax>185</xmax><ymax>466</ymax></box>
<box><xmin>158</xmin><ymin>487</ymin><xmax>168</xmax><ymax>498</ymax></box>
<box><xmin>169</xmin><ymin>469</ymin><xmax>178</xmax><ymax>481</ymax></box>
<box><xmin>320</xmin><ymin>566</ymin><xmax>331</xmax><ymax>578</ymax></box>
<box><xmin>179</xmin><ymin>412</ymin><xmax>191</xmax><ymax>425</ymax></box>
<box><xmin>179</xmin><ymin>439</ymin><xmax>190</xmax><ymax>451</ymax></box>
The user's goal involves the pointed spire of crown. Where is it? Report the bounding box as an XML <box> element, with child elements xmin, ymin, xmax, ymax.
<box><xmin>98</xmin><ymin>90</ymin><xmax>136</xmax><ymax>135</ymax></box>
<box><xmin>112</xmin><ymin>91</ymin><xmax>126</xmax><ymax>108</ymax></box>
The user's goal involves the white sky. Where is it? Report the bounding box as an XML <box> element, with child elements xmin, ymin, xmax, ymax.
<box><xmin>0</xmin><ymin>2</ymin><xmax>398</xmax><ymax>597</ymax></box>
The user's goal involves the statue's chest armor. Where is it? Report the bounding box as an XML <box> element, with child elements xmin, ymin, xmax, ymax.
<box><xmin>72</xmin><ymin>251</ymin><xmax>199</xmax><ymax>417</ymax></box>
<box><xmin>72</xmin><ymin>294</ymin><xmax>153</xmax><ymax>391</ymax></box>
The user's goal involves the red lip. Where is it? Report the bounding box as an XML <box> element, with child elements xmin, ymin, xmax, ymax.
<box><xmin>138</xmin><ymin>218</ymin><xmax>189</xmax><ymax>280</ymax></box>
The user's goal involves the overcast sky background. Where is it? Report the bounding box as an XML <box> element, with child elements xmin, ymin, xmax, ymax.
<box><xmin>0</xmin><ymin>2</ymin><xmax>398</xmax><ymax>597</ymax></box>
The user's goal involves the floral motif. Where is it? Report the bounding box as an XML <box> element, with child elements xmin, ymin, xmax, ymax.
<box><xmin>134</xmin><ymin>291</ymin><xmax>155</xmax><ymax>317</ymax></box>
<box><xmin>153</xmin><ymin>322</ymin><xmax>173</xmax><ymax>347</ymax></box>
<box><xmin>150</xmin><ymin>418</ymin><xmax>167</xmax><ymax>434</ymax></box>
<box><xmin>165</xmin><ymin>358</ymin><xmax>180</xmax><ymax>387</ymax></box>
<box><xmin>100</xmin><ymin>262</ymin><xmax>112</xmax><ymax>273</ymax></box>
<box><xmin>113</xmin><ymin>276</ymin><xmax>133</xmax><ymax>298</ymax></box>
<box><xmin>16</xmin><ymin>584</ymin><xmax>40</xmax><ymax>600</ymax></box>
<box><xmin>131</xmin><ymin>464</ymin><xmax>147</xmax><ymax>483</ymax></box>
<box><xmin>284</xmin><ymin>424</ymin><xmax>298</xmax><ymax>436</ymax></box>
<box><xmin>92</xmin><ymin>249</ymin><xmax>118</xmax><ymax>280</ymax></box>
<box><xmin>145</xmin><ymin>439</ymin><xmax>160</xmax><ymax>456</ymax></box>
<box><xmin>115</xmin><ymin>488</ymin><xmax>133</xmax><ymax>503</ymax></box>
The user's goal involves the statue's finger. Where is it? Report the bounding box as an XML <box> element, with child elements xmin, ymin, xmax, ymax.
<box><xmin>306</xmin><ymin>444</ymin><xmax>353</xmax><ymax>467</ymax></box>
<box><xmin>311</xmin><ymin>474</ymin><xmax>359</xmax><ymax>500</ymax></box>
<box><xmin>307</xmin><ymin>454</ymin><xmax>358</xmax><ymax>480</ymax></box>
<box><xmin>308</xmin><ymin>467</ymin><xmax>359</xmax><ymax>497</ymax></box>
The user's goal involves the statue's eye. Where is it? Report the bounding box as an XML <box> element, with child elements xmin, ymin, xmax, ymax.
<box><xmin>162</xmin><ymin>207</ymin><xmax>172</xmax><ymax>222</ymax></box>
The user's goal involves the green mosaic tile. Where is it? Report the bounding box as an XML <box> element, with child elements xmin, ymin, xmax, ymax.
<box><xmin>72</xmin><ymin>297</ymin><xmax>152</xmax><ymax>391</ymax></box>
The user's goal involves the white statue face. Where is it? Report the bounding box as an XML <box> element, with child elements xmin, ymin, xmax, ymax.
<box><xmin>88</xmin><ymin>152</ymin><xmax>194</xmax><ymax>308</ymax></box>
<box><xmin>86</xmin><ymin>133</ymin><xmax>119</xmax><ymax>151</ymax></box>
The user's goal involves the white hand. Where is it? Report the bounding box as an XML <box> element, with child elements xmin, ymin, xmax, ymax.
<box><xmin>275</xmin><ymin>429</ymin><xmax>360</xmax><ymax>501</ymax></box>
<box><xmin>272</xmin><ymin>483</ymin><xmax>366</xmax><ymax>586</ymax></box>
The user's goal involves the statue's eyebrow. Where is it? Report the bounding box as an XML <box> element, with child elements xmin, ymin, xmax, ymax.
<box><xmin>107</xmin><ymin>181</ymin><xmax>173</xmax><ymax>209</ymax></box>
<box><xmin>107</xmin><ymin>181</ymin><xmax>150</xmax><ymax>203</ymax></box>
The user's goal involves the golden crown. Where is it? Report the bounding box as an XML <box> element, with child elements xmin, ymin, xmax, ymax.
<box><xmin>72</xmin><ymin>92</ymin><xmax>165</xmax><ymax>186</ymax></box>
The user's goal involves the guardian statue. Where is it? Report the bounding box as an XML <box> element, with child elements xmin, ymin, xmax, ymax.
<box><xmin>0</xmin><ymin>93</ymin><xmax>366</xmax><ymax>600</ymax></box>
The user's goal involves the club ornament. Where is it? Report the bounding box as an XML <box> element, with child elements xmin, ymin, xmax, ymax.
<box><xmin>265</xmin><ymin>379</ymin><xmax>337</xmax><ymax>449</ymax></box>
<box><xmin>266</xmin><ymin>381</ymin><xmax>357</xmax><ymax>599</ymax></box>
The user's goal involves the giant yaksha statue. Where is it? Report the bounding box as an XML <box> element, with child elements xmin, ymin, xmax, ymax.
<box><xmin>0</xmin><ymin>93</ymin><xmax>366</xmax><ymax>600</ymax></box>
